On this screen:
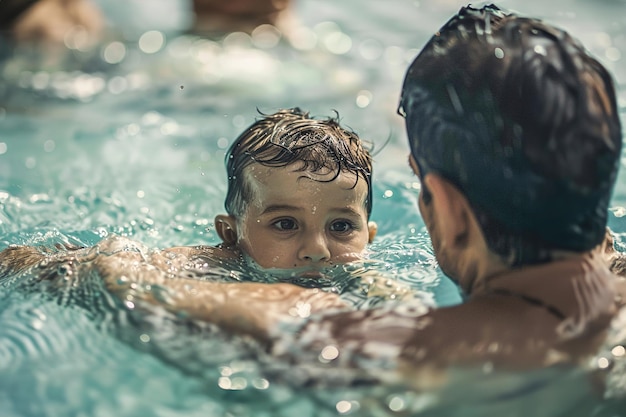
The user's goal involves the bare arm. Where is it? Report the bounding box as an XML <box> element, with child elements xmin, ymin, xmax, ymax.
<box><xmin>1</xmin><ymin>235</ymin><xmax>346</xmax><ymax>344</ymax></box>
<box><xmin>0</xmin><ymin>245</ymin><xmax>46</xmax><ymax>277</ymax></box>
<box><xmin>0</xmin><ymin>242</ymin><xmax>87</xmax><ymax>278</ymax></box>
<box><xmin>92</xmin><ymin>236</ymin><xmax>348</xmax><ymax>344</ymax></box>
<box><xmin>0</xmin><ymin>234</ymin><xmax>238</xmax><ymax>278</ymax></box>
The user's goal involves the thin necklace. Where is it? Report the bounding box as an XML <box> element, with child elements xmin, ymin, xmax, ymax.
<box><xmin>487</xmin><ymin>288</ymin><xmax>567</xmax><ymax>320</ymax></box>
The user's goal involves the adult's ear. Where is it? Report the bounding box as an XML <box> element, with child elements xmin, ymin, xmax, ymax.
<box><xmin>423</xmin><ymin>173</ymin><xmax>472</xmax><ymax>250</ymax></box>
<box><xmin>367</xmin><ymin>221</ymin><xmax>378</xmax><ymax>243</ymax></box>
<box><xmin>214</xmin><ymin>214</ymin><xmax>238</xmax><ymax>246</ymax></box>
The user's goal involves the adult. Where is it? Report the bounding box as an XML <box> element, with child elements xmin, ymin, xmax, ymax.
<box><xmin>0</xmin><ymin>0</ymin><xmax>295</xmax><ymax>45</ymax></box>
<box><xmin>92</xmin><ymin>4</ymin><xmax>626</xmax><ymax>375</ymax></box>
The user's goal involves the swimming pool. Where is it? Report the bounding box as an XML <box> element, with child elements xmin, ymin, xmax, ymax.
<box><xmin>1</xmin><ymin>0</ymin><xmax>625</xmax><ymax>415</ymax></box>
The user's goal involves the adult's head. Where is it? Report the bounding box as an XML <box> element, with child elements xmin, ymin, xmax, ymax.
<box><xmin>399</xmin><ymin>4</ymin><xmax>622</xmax><ymax>271</ymax></box>
<box><xmin>215</xmin><ymin>108</ymin><xmax>376</xmax><ymax>270</ymax></box>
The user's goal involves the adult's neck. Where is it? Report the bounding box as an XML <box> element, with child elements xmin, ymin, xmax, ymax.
<box><xmin>468</xmin><ymin>248</ymin><xmax>599</xmax><ymax>297</ymax></box>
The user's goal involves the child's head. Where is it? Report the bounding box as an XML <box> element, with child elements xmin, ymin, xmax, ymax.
<box><xmin>215</xmin><ymin>108</ymin><xmax>377</xmax><ymax>271</ymax></box>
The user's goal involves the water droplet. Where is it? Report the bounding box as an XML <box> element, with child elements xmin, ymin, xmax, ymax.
<box><xmin>251</xmin><ymin>24</ymin><xmax>281</xmax><ymax>49</ymax></box>
<box><xmin>534</xmin><ymin>44</ymin><xmax>547</xmax><ymax>56</ymax></box>
<box><xmin>359</xmin><ymin>38</ymin><xmax>383</xmax><ymax>60</ymax></box>
<box><xmin>30</xmin><ymin>319</ymin><xmax>44</xmax><ymax>330</ymax></box>
<box><xmin>611</xmin><ymin>345</ymin><xmax>625</xmax><ymax>357</ymax></box>
<box><xmin>597</xmin><ymin>356</ymin><xmax>611</xmax><ymax>369</ymax></box>
<box><xmin>103</xmin><ymin>42</ymin><xmax>126</xmax><ymax>64</ymax></box>
<box><xmin>336</xmin><ymin>400</ymin><xmax>355</xmax><ymax>414</ymax></box>
<box><xmin>319</xmin><ymin>345</ymin><xmax>339</xmax><ymax>362</ymax></box>
<box><xmin>230</xmin><ymin>377</ymin><xmax>247</xmax><ymax>390</ymax></box>
<box><xmin>218</xmin><ymin>377</ymin><xmax>231</xmax><ymax>390</ymax></box>
<box><xmin>138</xmin><ymin>30</ymin><xmax>165</xmax><ymax>54</ymax></box>
<box><xmin>388</xmin><ymin>395</ymin><xmax>406</xmax><ymax>412</ymax></box>
<box><xmin>217</xmin><ymin>137</ymin><xmax>229</xmax><ymax>149</ymax></box>
<box><xmin>252</xmin><ymin>378</ymin><xmax>270</xmax><ymax>390</ymax></box>
<box><xmin>356</xmin><ymin>90</ymin><xmax>373</xmax><ymax>108</ymax></box>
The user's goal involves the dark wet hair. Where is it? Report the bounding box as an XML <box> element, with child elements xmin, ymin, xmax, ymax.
<box><xmin>224</xmin><ymin>108</ymin><xmax>373</xmax><ymax>219</ymax></box>
<box><xmin>398</xmin><ymin>4</ymin><xmax>622</xmax><ymax>265</ymax></box>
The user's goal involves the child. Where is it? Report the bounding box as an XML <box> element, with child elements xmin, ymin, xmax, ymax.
<box><xmin>213</xmin><ymin>107</ymin><xmax>377</xmax><ymax>272</ymax></box>
<box><xmin>158</xmin><ymin>106</ymin><xmax>378</xmax><ymax>277</ymax></box>
<box><xmin>1</xmin><ymin>107</ymin><xmax>377</xmax><ymax>282</ymax></box>
<box><xmin>0</xmin><ymin>107</ymin><xmax>386</xmax><ymax>344</ymax></box>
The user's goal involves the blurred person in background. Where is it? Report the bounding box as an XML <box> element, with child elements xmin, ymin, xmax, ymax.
<box><xmin>0</xmin><ymin>0</ymin><xmax>294</xmax><ymax>46</ymax></box>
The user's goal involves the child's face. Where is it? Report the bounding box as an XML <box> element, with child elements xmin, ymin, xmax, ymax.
<box><xmin>231</xmin><ymin>163</ymin><xmax>374</xmax><ymax>272</ymax></box>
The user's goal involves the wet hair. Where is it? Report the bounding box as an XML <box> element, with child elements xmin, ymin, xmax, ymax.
<box><xmin>224</xmin><ymin>108</ymin><xmax>373</xmax><ymax>219</ymax></box>
<box><xmin>398</xmin><ymin>4</ymin><xmax>622</xmax><ymax>265</ymax></box>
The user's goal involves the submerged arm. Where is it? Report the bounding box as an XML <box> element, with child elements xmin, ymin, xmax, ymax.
<box><xmin>0</xmin><ymin>243</ymin><xmax>86</xmax><ymax>278</ymax></box>
<box><xmin>93</xmin><ymin>236</ymin><xmax>348</xmax><ymax>344</ymax></box>
<box><xmin>0</xmin><ymin>245</ymin><xmax>45</xmax><ymax>277</ymax></box>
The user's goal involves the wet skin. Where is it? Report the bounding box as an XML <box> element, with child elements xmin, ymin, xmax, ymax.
<box><xmin>217</xmin><ymin>162</ymin><xmax>376</xmax><ymax>272</ymax></box>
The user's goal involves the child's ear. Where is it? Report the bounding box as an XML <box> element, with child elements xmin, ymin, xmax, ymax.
<box><xmin>367</xmin><ymin>221</ymin><xmax>378</xmax><ymax>243</ymax></box>
<box><xmin>214</xmin><ymin>214</ymin><xmax>238</xmax><ymax>246</ymax></box>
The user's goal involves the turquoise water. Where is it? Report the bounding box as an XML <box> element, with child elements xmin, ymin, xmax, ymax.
<box><xmin>1</xmin><ymin>0</ymin><xmax>625</xmax><ymax>416</ymax></box>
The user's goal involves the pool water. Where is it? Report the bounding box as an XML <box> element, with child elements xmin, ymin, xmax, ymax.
<box><xmin>1</xmin><ymin>0</ymin><xmax>625</xmax><ymax>416</ymax></box>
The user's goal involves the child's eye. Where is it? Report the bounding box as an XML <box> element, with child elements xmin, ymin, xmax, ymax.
<box><xmin>330</xmin><ymin>220</ymin><xmax>355</xmax><ymax>233</ymax></box>
<box><xmin>272</xmin><ymin>218</ymin><xmax>298</xmax><ymax>231</ymax></box>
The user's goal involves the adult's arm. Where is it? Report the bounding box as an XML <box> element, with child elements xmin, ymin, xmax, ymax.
<box><xmin>92</xmin><ymin>235</ymin><xmax>348</xmax><ymax>344</ymax></box>
<box><xmin>0</xmin><ymin>235</ymin><xmax>346</xmax><ymax>344</ymax></box>
<box><xmin>0</xmin><ymin>242</ymin><xmax>83</xmax><ymax>278</ymax></box>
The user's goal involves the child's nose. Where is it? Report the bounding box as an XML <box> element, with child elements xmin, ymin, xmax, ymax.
<box><xmin>299</xmin><ymin>234</ymin><xmax>331</xmax><ymax>263</ymax></box>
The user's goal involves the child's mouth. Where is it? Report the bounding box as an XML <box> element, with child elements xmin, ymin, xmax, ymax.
<box><xmin>283</xmin><ymin>269</ymin><xmax>333</xmax><ymax>287</ymax></box>
<box><xmin>297</xmin><ymin>270</ymin><xmax>325</xmax><ymax>278</ymax></box>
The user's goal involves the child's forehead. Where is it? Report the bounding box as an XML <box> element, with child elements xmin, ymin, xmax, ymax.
<box><xmin>241</xmin><ymin>162</ymin><xmax>370</xmax><ymax>219</ymax></box>
<box><xmin>244</xmin><ymin>161</ymin><xmax>361</xmax><ymax>185</ymax></box>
